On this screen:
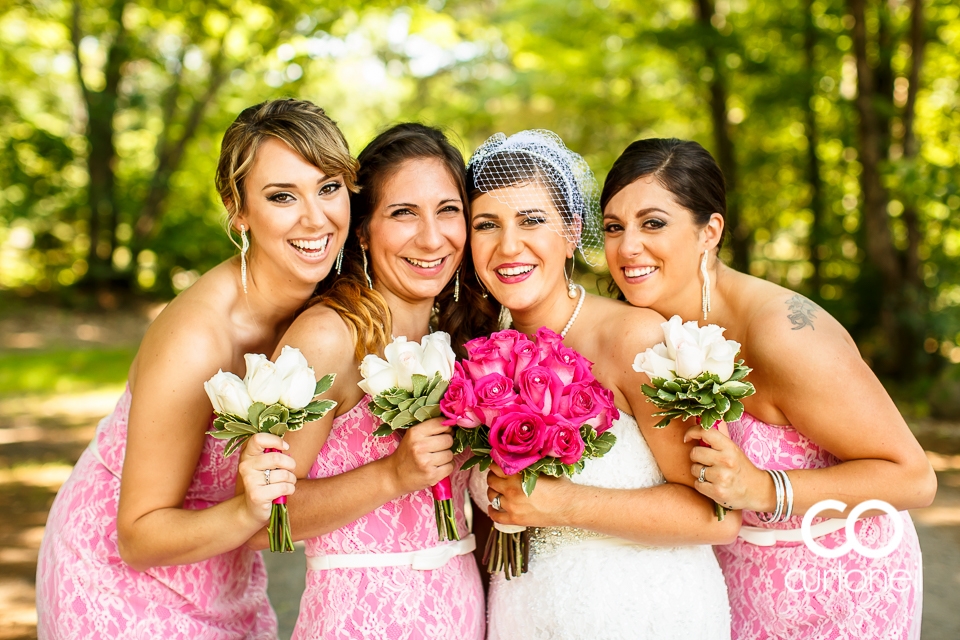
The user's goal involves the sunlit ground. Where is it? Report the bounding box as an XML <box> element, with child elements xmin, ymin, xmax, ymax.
<box><xmin>1</xmin><ymin>307</ymin><xmax>959</xmax><ymax>640</ymax></box>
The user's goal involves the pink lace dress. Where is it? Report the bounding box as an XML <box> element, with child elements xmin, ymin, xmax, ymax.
<box><xmin>293</xmin><ymin>397</ymin><xmax>484</xmax><ymax>640</ymax></box>
<box><xmin>715</xmin><ymin>412</ymin><xmax>923</xmax><ymax>640</ymax></box>
<box><xmin>36</xmin><ymin>387</ymin><xmax>276</xmax><ymax>639</ymax></box>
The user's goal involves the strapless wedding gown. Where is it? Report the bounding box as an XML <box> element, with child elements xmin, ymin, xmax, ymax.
<box><xmin>470</xmin><ymin>413</ymin><xmax>731</xmax><ymax>640</ymax></box>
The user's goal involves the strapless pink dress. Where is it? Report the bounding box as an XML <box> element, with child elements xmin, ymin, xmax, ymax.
<box><xmin>715</xmin><ymin>412</ymin><xmax>922</xmax><ymax>640</ymax></box>
<box><xmin>292</xmin><ymin>397</ymin><xmax>484</xmax><ymax>640</ymax></box>
<box><xmin>36</xmin><ymin>387</ymin><xmax>276</xmax><ymax>639</ymax></box>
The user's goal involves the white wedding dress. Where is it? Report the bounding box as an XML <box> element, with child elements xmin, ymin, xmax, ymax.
<box><xmin>470</xmin><ymin>413</ymin><xmax>732</xmax><ymax>640</ymax></box>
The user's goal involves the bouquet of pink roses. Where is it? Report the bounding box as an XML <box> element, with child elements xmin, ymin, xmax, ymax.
<box><xmin>442</xmin><ymin>327</ymin><xmax>618</xmax><ymax>578</ymax></box>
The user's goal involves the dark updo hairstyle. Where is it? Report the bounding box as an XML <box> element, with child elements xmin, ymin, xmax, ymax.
<box><xmin>312</xmin><ymin>123</ymin><xmax>497</xmax><ymax>360</ymax></box>
<box><xmin>600</xmin><ymin>138</ymin><xmax>726</xmax><ymax>251</ymax></box>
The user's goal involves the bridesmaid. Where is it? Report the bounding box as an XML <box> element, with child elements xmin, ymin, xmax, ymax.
<box><xmin>35</xmin><ymin>99</ymin><xmax>357</xmax><ymax>638</ymax></box>
<box><xmin>601</xmin><ymin>137</ymin><xmax>937</xmax><ymax>640</ymax></box>
<box><xmin>247</xmin><ymin>123</ymin><xmax>494</xmax><ymax>639</ymax></box>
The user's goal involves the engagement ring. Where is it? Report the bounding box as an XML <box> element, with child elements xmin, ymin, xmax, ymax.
<box><xmin>698</xmin><ymin>465</ymin><xmax>707</xmax><ymax>483</ymax></box>
<box><xmin>264</xmin><ymin>469</ymin><xmax>271</xmax><ymax>485</ymax></box>
<box><xmin>492</xmin><ymin>495</ymin><xmax>502</xmax><ymax>511</ymax></box>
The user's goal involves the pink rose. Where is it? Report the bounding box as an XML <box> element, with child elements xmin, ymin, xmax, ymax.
<box><xmin>558</xmin><ymin>381</ymin><xmax>604</xmax><ymax>426</ymax></box>
<box><xmin>511</xmin><ymin>338</ymin><xmax>539</xmax><ymax>381</ymax></box>
<box><xmin>464</xmin><ymin>335</ymin><xmax>490</xmax><ymax>358</ymax></box>
<box><xmin>440</xmin><ymin>363</ymin><xmax>482</xmax><ymax>428</ymax></box>
<box><xmin>543</xmin><ymin>417</ymin><xmax>586</xmax><ymax>464</ymax></box>
<box><xmin>534</xmin><ymin>326</ymin><xmax>563</xmax><ymax>360</ymax></box>
<box><xmin>488</xmin><ymin>405</ymin><xmax>549</xmax><ymax>475</ymax></box>
<box><xmin>516</xmin><ymin>365</ymin><xmax>564</xmax><ymax>416</ymax></box>
<box><xmin>463</xmin><ymin>340</ymin><xmax>510</xmax><ymax>379</ymax></box>
<box><xmin>474</xmin><ymin>372</ymin><xmax>519</xmax><ymax>425</ymax></box>
<box><xmin>541</xmin><ymin>344</ymin><xmax>592</xmax><ymax>384</ymax></box>
<box><xmin>488</xmin><ymin>329</ymin><xmax>522</xmax><ymax>378</ymax></box>
<box><xmin>589</xmin><ymin>384</ymin><xmax>619</xmax><ymax>434</ymax></box>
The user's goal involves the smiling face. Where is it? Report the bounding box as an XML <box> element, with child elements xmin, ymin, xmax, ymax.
<box><xmin>603</xmin><ymin>175</ymin><xmax>718</xmax><ymax>314</ymax></box>
<box><xmin>234</xmin><ymin>137</ymin><xmax>350</xmax><ymax>288</ymax></box>
<box><xmin>365</xmin><ymin>157</ymin><xmax>466</xmax><ymax>304</ymax></box>
<box><xmin>470</xmin><ymin>181</ymin><xmax>575</xmax><ymax>314</ymax></box>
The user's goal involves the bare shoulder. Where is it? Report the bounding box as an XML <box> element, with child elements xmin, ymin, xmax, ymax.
<box><xmin>587</xmin><ymin>295</ymin><xmax>666</xmax><ymax>366</ymax></box>
<box><xmin>277</xmin><ymin>303</ymin><xmax>355</xmax><ymax>368</ymax></box>
<box><xmin>744</xmin><ymin>283</ymin><xmax>859</xmax><ymax>380</ymax></box>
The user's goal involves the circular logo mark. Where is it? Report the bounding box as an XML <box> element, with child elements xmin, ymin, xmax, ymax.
<box><xmin>800</xmin><ymin>499</ymin><xmax>904</xmax><ymax>559</ymax></box>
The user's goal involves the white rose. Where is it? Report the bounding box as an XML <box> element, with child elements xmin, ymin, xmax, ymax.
<box><xmin>420</xmin><ymin>332</ymin><xmax>456</xmax><ymax>380</ymax></box>
<box><xmin>661</xmin><ymin>315</ymin><xmax>697</xmax><ymax>360</ymax></box>
<box><xmin>675</xmin><ymin>342</ymin><xmax>706</xmax><ymax>379</ymax></box>
<box><xmin>632</xmin><ymin>343</ymin><xmax>677</xmax><ymax>381</ymax></box>
<box><xmin>383</xmin><ymin>337</ymin><xmax>426</xmax><ymax>391</ymax></box>
<box><xmin>358</xmin><ymin>354</ymin><xmax>398</xmax><ymax>396</ymax></box>
<box><xmin>279</xmin><ymin>366</ymin><xmax>317</xmax><ymax>409</ymax></box>
<box><xmin>204</xmin><ymin>370</ymin><xmax>253</xmax><ymax>417</ymax></box>
<box><xmin>703</xmin><ymin>339</ymin><xmax>740</xmax><ymax>382</ymax></box>
<box><xmin>275</xmin><ymin>345</ymin><xmax>310</xmax><ymax>379</ymax></box>
<box><xmin>243</xmin><ymin>353</ymin><xmax>284</xmax><ymax>405</ymax></box>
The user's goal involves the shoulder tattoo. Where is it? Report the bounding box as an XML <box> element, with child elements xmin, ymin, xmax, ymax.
<box><xmin>785</xmin><ymin>295</ymin><xmax>817</xmax><ymax>331</ymax></box>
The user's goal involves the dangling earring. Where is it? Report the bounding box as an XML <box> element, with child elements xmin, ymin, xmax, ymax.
<box><xmin>475</xmin><ymin>272</ymin><xmax>488</xmax><ymax>299</ymax></box>
<box><xmin>452</xmin><ymin>266</ymin><xmax>461</xmax><ymax>302</ymax></box>
<box><xmin>335</xmin><ymin>245</ymin><xmax>344</xmax><ymax>275</ymax></box>
<box><xmin>498</xmin><ymin>305</ymin><xmax>512</xmax><ymax>330</ymax></box>
<box><xmin>361</xmin><ymin>246</ymin><xmax>373</xmax><ymax>289</ymax></box>
<box><xmin>240</xmin><ymin>224</ymin><xmax>249</xmax><ymax>294</ymax></box>
<box><xmin>701</xmin><ymin>250</ymin><xmax>711</xmax><ymax>320</ymax></box>
<box><xmin>565</xmin><ymin>260</ymin><xmax>577</xmax><ymax>299</ymax></box>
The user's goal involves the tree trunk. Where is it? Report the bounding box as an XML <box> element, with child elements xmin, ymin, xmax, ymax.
<box><xmin>693</xmin><ymin>0</ymin><xmax>748</xmax><ymax>271</ymax></box>
<box><xmin>901</xmin><ymin>0</ymin><xmax>924</xmax><ymax>288</ymax></box>
<box><xmin>804</xmin><ymin>0</ymin><xmax>825</xmax><ymax>296</ymax></box>
<box><xmin>849</xmin><ymin>0</ymin><xmax>903</xmax><ymax>371</ymax></box>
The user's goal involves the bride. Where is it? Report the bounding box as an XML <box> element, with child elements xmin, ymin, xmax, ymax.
<box><xmin>465</xmin><ymin>130</ymin><xmax>737</xmax><ymax>639</ymax></box>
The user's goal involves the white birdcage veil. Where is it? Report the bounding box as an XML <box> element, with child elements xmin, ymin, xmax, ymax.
<box><xmin>466</xmin><ymin>130</ymin><xmax>603</xmax><ymax>266</ymax></box>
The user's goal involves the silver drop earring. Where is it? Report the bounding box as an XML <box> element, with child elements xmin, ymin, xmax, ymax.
<box><xmin>475</xmin><ymin>272</ymin><xmax>488</xmax><ymax>299</ymax></box>
<box><xmin>335</xmin><ymin>245</ymin><xmax>344</xmax><ymax>274</ymax></box>
<box><xmin>361</xmin><ymin>246</ymin><xmax>373</xmax><ymax>289</ymax></box>
<box><xmin>240</xmin><ymin>224</ymin><xmax>249</xmax><ymax>294</ymax></box>
<box><xmin>453</xmin><ymin>266</ymin><xmax>461</xmax><ymax>303</ymax></box>
<box><xmin>565</xmin><ymin>260</ymin><xmax>577</xmax><ymax>299</ymax></box>
<box><xmin>701</xmin><ymin>250</ymin><xmax>711</xmax><ymax>320</ymax></box>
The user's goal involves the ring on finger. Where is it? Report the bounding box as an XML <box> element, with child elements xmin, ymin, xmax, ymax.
<box><xmin>264</xmin><ymin>469</ymin><xmax>271</xmax><ymax>485</ymax></box>
<box><xmin>491</xmin><ymin>494</ymin><xmax>502</xmax><ymax>511</ymax></box>
<box><xmin>697</xmin><ymin>465</ymin><xmax>708</xmax><ymax>483</ymax></box>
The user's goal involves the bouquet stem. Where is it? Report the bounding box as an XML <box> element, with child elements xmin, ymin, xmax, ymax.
<box><xmin>265</xmin><ymin>447</ymin><xmax>295</xmax><ymax>553</ymax></box>
<box><xmin>694</xmin><ymin>419</ymin><xmax>727</xmax><ymax>522</ymax></box>
<box><xmin>430</xmin><ymin>477</ymin><xmax>460</xmax><ymax>542</ymax></box>
<box><xmin>482</xmin><ymin>526</ymin><xmax>529</xmax><ymax>580</ymax></box>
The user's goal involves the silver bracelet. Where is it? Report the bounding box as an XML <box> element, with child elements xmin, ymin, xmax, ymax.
<box><xmin>779</xmin><ymin>470</ymin><xmax>794</xmax><ymax>521</ymax></box>
<box><xmin>757</xmin><ymin>469</ymin><xmax>784</xmax><ymax>523</ymax></box>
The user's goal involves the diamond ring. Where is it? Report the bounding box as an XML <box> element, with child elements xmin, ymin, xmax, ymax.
<box><xmin>264</xmin><ymin>469</ymin><xmax>271</xmax><ymax>485</ymax></box>
<box><xmin>491</xmin><ymin>495</ymin><xmax>502</xmax><ymax>511</ymax></box>
<box><xmin>697</xmin><ymin>465</ymin><xmax>707</xmax><ymax>483</ymax></box>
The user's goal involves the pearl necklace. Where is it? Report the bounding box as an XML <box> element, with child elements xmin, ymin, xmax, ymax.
<box><xmin>560</xmin><ymin>285</ymin><xmax>586</xmax><ymax>338</ymax></box>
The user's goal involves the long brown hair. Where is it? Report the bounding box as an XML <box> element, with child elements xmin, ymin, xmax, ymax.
<box><xmin>313</xmin><ymin>123</ymin><xmax>496</xmax><ymax>360</ymax></box>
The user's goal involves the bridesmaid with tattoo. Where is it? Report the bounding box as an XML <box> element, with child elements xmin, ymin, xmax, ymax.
<box><xmin>601</xmin><ymin>138</ymin><xmax>936</xmax><ymax>640</ymax></box>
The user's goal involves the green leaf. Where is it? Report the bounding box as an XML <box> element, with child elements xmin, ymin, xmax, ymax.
<box><xmin>656</xmin><ymin>389</ymin><xmax>677</xmax><ymax>402</ymax></box>
<box><xmin>479</xmin><ymin>457</ymin><xmax>492</xmax><ymax>472</ymax></box>
<box><xmin>460</xmin><ymin>454</ymin><xmax>486</xmax><ymax>470</ymax></box>
<box><xmin>641</xmin><ymin>384</ymin><xmax>659</xmax><ymax>398</ymax></box>
<box><xmin>719</xmin><ymin>380</ymin><xmax>756</xmax><ymax>398</ymax></box>
<box><xmin>247</xmin><ymin>402</ymin><xmax>267</xmax><ymax>426</ymax></box>
<box><xmin>701</xmin><ymin>408</ymin><xmax>721</xmax><ymax>427</ymax></box>
<box><xmin>724</xmin><ymin>400</ymin><xmax>745</xmax><ymax>422</ymax></box>
<box><xmin>304</xmin><ymin>399</ymin><xmax>337</xmax><ymax>416</ymax></box>
<box><xmin>373</xmin><ymin>423</ymin><xmax>395</xmax><ymax>437</ymax></box>
<box><xmin>398</xmin><ymin>397</ymin><xmax>417</xmax><ymax>412</ymax></box>
<box><xmin>207</xmin><ymin>430</ymin><xmax>238</xmax><ymax>440</ymax></box>
<box><xmin>380</xmin><ymin>408</ymin><xmax>400</xmax><ymax>423</ymax></box>
<box><xmin>314</xmin><ymin>373</ymin><xmax>336</xmax><ymax>397</ymax></box>
<box><xmin>411</xmin><ymin>374</ymin><xmax>428</xmax><ymax>397</ymax></box>
<box><xmin>715</xmin><ymin>395</ymin><xmax>731</xmax><ymax>414</ymax></box>
<box><xmin>225</xmin><ymin>420</ymin><xmax>258</xmax><ymax>434</ymax></box>
<box><xmin>374</xmin><ymin>394</ymin><xmax>397</xmax><ymax>411</ymax></box>
<box><xmin>663</xmin><ymin>380</ymin><xmax>682</xmax><ymax>393</ymax></box>
<box><xmin>269</xmin><ymin>422</ymin><xmax>288</xmax><ymax>437</ymax></box>
<box><xmin>654</xmin><ymin>416</ymin><xmax>672</xmax><ymax>428</ymax></box>
<box><xmin>521</xmin><ymin>470</ymin><xmax>538</xmax><ymax>496</ymax></box>
<box><xmin>390</xmin><ymin>410</ymin><xmax>417</xmax><ymax>429</ymax></box>
<box><xmin>413</xmin><ymin>406</ymin><xmax>434</xmax><ymax>422</ymax></box>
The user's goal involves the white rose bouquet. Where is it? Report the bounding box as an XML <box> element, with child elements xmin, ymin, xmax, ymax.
<box><xmin>359</xmin><ymin>332</ymin><xmax>460</xmax><ymax>541</ymax></box>
<box><xmin>204</xmin><ymin>346</ymin><xmax>337</xmax><ymax>552</ymax></box>
<box><xmin>633</xmin><ymin>316</ymin><xmax>755</xmax><ymax>520</ymax></box>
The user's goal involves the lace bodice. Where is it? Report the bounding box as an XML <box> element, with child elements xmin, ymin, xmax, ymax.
<box><xmin>36</xmin><ymin>386</ymin><xmax>276</xmax><ymax>638</ymax></box>
<box><xmin>716</xmin><ymin>412</ymin><xmax>922</xmax><ymax>640</ymax></box>
<box><xmin>294</xmin><ymin>397</ymin><xmax>483</xmax><ymax>640</ymax></box>
<box><xmin>471</xmin><ymin>412</ymin><xmax>731</xmax><ymax>639</ymax></box>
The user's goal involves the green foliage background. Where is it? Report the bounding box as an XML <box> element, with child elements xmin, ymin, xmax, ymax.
<box><xmin>1</xmin><ymin>0</ymin><xmax>959</xmax><ymax>377</ymax></box>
